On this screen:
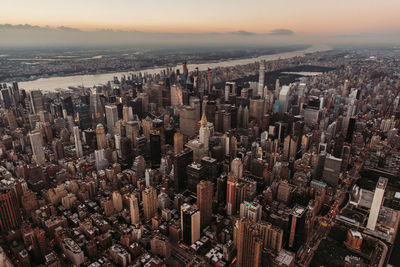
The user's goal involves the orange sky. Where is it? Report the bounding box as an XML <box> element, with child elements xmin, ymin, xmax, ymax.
<box><xmin>1</xmin><ymin>0</ymin><xmax>400</xmax><ymax>34</ymax></box>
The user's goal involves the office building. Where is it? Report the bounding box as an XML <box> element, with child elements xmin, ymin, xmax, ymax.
<box><xmin>236</xmin><ymin>219</ymin><xmax>263</xmax><ymax>267</ymax></box>
<box><xmin>288</xmin><ymin>205</ymin><xmax>306</xmax><ymax>249</ymax></box>
<box><xmin>90</xmin><ymin>89</ymin><xmax>105</xmax><ymax>125</ymax></box>
<box><xmin>181</xmin><ymin>203</ymin><xmax>200</xmax><ymax>245</ymax></box>
<box><xmin>29</xmin><ymin>131</ymin><xmax>45</xmax><ymax>165</ymax></box>
<box><xmin>0</xmin><ymin>187</ymin><xmax>21</xmax><ymax>232</ymax></box>
<box><xmin>150</xmin><ymin>130</ymin><xmax>161</xmax><ymax>168</ymax></box>
<box><xmin>322</xmin><ymin>154</ymin><xmax>342</xmax><ymax>186</ymax></box>
<box><xmin>30</xmin><ymin>90</ymin><xmax>44</xmax><ymax>114</ymax></box>
<box><xmin>96</xmin><ymin>124</ymin><xmax>107</xmax><ymax>150</ymax></box>
<box><xmin>226</xmin><ymin>177</ymin><xmax>238</xmax><ymax>216</ymax></box>
<box><xmin>197</xmin><ymin>180</ymin><xmax>213</xmax><ymax>228</ymax></box>
<box><xmin>173</xmin><ymin>148</ymin><xmax>193</xmax><ymax>192</ymax></box>
<box><xmin>367</xmin><ymin>177</ymin><xmax>387</xmax><ymax>230</ymax></box>
<box><xmin>73</xmin><ymin>126</ymin><xmax>83</xmax><ymax>158</ymax></box>
<box><xmin>239</xmin><ymin>201</ymin><xmax>262</xmax><ymax>222</ymax></box>
<box><xmin>142</xmin><ymin>187</ymin><xmax>157</xmax><ymax>221</ymax></box>
<box><xmin>61</xmin><ymin>238</ymin><xmax>84</xmax><ymax>267</ymax></box>
<box><xmin>257</xmin><ymin>60</ymin><xmax>266</xmax><ymax>97</ymax></box>
<box><xmin>105</xmin><ymin>105</ymin><xmax>118</xmax><ymax>134</ymax></box>
<box><xmin>129</xmin><ymin>193</ymin><xmax>140</xmax><ymax>225</ymax></box>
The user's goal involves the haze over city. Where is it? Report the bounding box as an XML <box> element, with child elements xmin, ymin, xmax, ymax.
<box><xmin>1</xmin><ymin>0</ymin><xmax>400</xmax><ymax>47</ymax></box>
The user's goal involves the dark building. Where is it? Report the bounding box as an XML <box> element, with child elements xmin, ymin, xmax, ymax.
<box><xmin>0</xmin><ymin>187</ymin><xmax>22</xmax><ymax>232</ymax></box>
<box><xmin>1</xmin><ymin>89</ymin><xmax>12</xmax><ymax>109</ymax></box>
<box><xmin>61</xmin><ymin>96</ymin><xmax>74</xmax><ymax>116</ymax></box>
<box><xmin>288</xmin><ymin>205</ymin><xmax>306</xmax><ymax>250</ymax></box>
<box><xmin>201</xmin><ymin>156</ymin><xmax>219</xmax><ymax>182</ymax></box>
<box><xmin>186</xmin><ymin>163</ymin><xmax>205</xmax><ymax>193</ymax></box>
<box><xmin>173</xmin><ymin>148</ymin><xmax>193</xmax><ymax>193</ymax></box>
<box><xmin>150</xmin><ymin>130</ymin><xmax>161</xmax><ymax>168</ymax></box>
<box><xmin>78</xmin><ymin>104</ymin><xmax>92</xmax><ymax>130</ymax></box>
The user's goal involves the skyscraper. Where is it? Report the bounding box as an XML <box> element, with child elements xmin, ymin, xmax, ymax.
<box><xmin>173</xmin><ymin>148</ymin><xmax>193</xmax><ymax>192</ymax></box>
<box><xmin>30</xmin><ymin>90</ymin><xmax>44</xmax><ymax>114</ymax></box>
<box><xmin>96</xmin><ymin>124</ymin><xmax>107</xmax><ymax>150</ymax></box>
<box><xmin>367</xmin><ymin>177</ymin><xmax>387</xmax><ymax>230</ymax></box>
<box><xmin>322</xmin><ymin>154</ymin><xmax>342</xmax><ymax>186</ymax></box>
<box><xmin>0</xmin><ymin>187</ymin><xmax>21</xmax><ymax>233</ymax></box>
<box><xmin>226</xmin><ymin>177</ymin><xmax>237</xmax><ymax>216</ymax></box>
<box><xmin>236</xmin><ymin>219</ymin><xmax>263</xmax><ymax>267</ymax></box>
<box><xmin>129</xmin><ymin>193</ymin><xmax>140</xmax><ymax>225</ymax></box>
<box><xmin>142</xmin><ymin>187</ymin><xmax>157</xmax><ymax>221</ymax></box>
<box><xmin>239</xmin><ymin>201</ymin><xmax>262</xmax><ymax>222</ymax></box>
<box><xmin>174</xmin><ymin>132</ymin><xmax>184</xmax><ymax>155</ymax></box>
<box><xmin>29</xmin><ymin>131</ymin><xmax>45</xmax><ymax>165</ymax></box>
<box><xmin>150</xmin><ymin>130</ymin><xmax>161</xmax><ymax>168</ymax></box>
<box><xmin>1</xmin><ymin>89</ymin><xmax>12</xmax><ymax>108</ymax></box>
<box><xmin>105</xmin><ymin>105</ymin><xmax>118</xmax><ymax>134</ymax></box>
<box><xmin>90</xmin><ymin>89</ymin><xmax>105</xmax><ymax>125</ymax></box>
<box><xmin>258</xmin><ymin>60</ymin><xmax>265</xmax><ymax>97</ymax></box>
<box><xmin>197</xmin><ymin>180</ymin><xmax>213</xmax><ymax>229</ymax></box>
<box><xmin>78</xmin><ymin>103</ymin><xmax>92</xmax><ymax>130</ymax></box>
<box><xmin>180</xmin><ymin>203</ymin><xmax>200</xmax><ymax>245</ymax></box>
<box><xmin>199</xmin><ymin>111</ymin><xmax>212</xmax><ymax>151</ymax></box>
<box><xmin>73</xmin><ymin>126</ymin><xmax>83</xmax><ymax>158</ymax></box>
<box><xmin>288</xmin><ymin>205</ymin><xmax>306</xmax><ymax>249</ymax></box>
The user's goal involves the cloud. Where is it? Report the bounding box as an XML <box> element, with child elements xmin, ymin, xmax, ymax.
<box><xmin>227</xmin><ymin>30</ymin><xmax>256</xmax><ymax>36</ymax></box>
<box><xmin>268</xmin><ymin>29</ymin><xmax>294</xmax><ymax>36</ymax></box>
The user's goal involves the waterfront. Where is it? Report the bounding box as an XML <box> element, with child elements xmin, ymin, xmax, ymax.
<box><xmin>18</xmin><ymin>44</ymin><xmax>331</xmax><ymax>91</ymax></box>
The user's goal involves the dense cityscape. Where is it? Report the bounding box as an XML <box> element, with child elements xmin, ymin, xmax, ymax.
<box><xmin>0</xmin><ymin>46</ymin><xmax>398</xmax><ymax>267</ymax></box>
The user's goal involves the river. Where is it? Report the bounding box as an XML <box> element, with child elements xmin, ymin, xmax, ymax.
<box><xmin>19</xmin><ymin>44</ymin><xmax>331</xmax><ymax>92</ymax></box>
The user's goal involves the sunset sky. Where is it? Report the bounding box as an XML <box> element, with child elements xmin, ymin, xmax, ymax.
<box><xmin>1</xmin><ymin>0</ymin><xmax>400</xmax><ymax>34</ymax></box>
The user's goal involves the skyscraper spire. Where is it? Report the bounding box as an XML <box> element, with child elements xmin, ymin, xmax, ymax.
<box><xmin>200</xmin><ymin>109</ymin><xmax>208</xmax><ymax>128</ymax></box>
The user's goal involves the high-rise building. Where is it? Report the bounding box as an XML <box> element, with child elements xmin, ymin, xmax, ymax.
<box><xmin>180</xmin><ymin>203</ymin><xmax>200</xmax><ymax>245</ymax></box>
<box><xmin>61</xmin><ymin>238</ymin><xmax>84</xmax><ymax>267</ymax></box>
<box><xmin>1</xmin><ymin>89</ymin><xmax>12</xmax><ymax>109</ymax></box>
<box><xmin>29</xmin><ymin>131</ymin><xmax>45</xmax><ymax>165</ymax></box>
<box><xmin>173</xmin><ymin>148</ymin><xmax>193</xmax><ymax>192</ymax></box>
<box><xmin>258</xmin><ymin>60</ymin><xmax>266</xmax><ymax>97</ymax></box>
<box><xmin>279</xmin><ymin>85</ymin><xmax>290</xmax><ymax>114</ymax></box>
<box><xmin>151</xmin><ymin>235</ymin><xmax>171</xmax><ymax>259</ymax></box>
<box><xmin>367</xmin><ymin>177</ymin><xmax>387</xmax><ymax>230</ymax></box>
<box><xmin>142</xmin><ymin>187</ymin><xmax>157</xmax><ymax>221</ymax></box>
<box><xmin>52</xmin><ymin>139</ymin><xmax>65</xmax><ymax>160</ymax></box>
<box><xmin>201</xmin><ymin>156</ymin><xmax>218</xmax><ymax>181</ymax></box>
<box><xmin>257</xmin><ymin>221</ymin><xmax>283</xmax><ymax>252</ymax></box>
<box><xmin>236</xmin><ymin>219</ymin><xmax>263</xmax><ymax>267</ymax></box>
<box><xmin>77</xmin><ymin>104</ymin><xmax>92</xmax><ymax>130</ymax></box>
<box><xmin>129</xmin><ymin>193</ymin><xmax>140</xmax><ymax>225</ymax></box>
<box><xmin>0</xmin><ymin>187</ymin><xmax>21</xmax><ymax>232</ymax></box>
<box><xmin>322</xmin><ymin>154</ymin><xmax>342</xmax><ymax>186</ymax></box>
<box><xmin>174</xmin><ymin>132</ymin><xmax>184</xmax><ymax>155</ymax></box>
<box><xmin>226</xmin><ymin>177</ymin><xmax>238</xmax><ymax>216</ymax></box>
<box><xmin>197</xmin><ymin>180</ymin><xmax>213</xmax><ymax>229</ymax></box>
<box><xmin>96</xmin><ymin>124</ymin><xmax>107</xmax><ymax>150</ymax></box>
<box><xmin>199</xmin><ymin>112</ymin><xmax>212</xmax><ymax>151</ymax></box>
<box><xmin>105</xmin><ymin>105</ymin><xmax>118</xmax><ymax>134</ymax></box>
<box><xmin>239</xmin><ymin>201</ymin><xmax>262</xmax><ymax>222</ymax></box>
<box><xmin>6</xmin><ymin>110</ymin><xmax>18</xmax><ymax>129</ymax></box>
<box><xmin>61</xmin><ymin>96</ymin><xmax>74</xmax><ymax>116</ymax></box>
<box><xmin>73</xmin><ymin>126</ymin><xmax>83</xmax><ymax>158</ymax></box>
<box><xmin>150</xmin><ymin>130</ymin><xmax>161</xmax><ymax>168</ymax></box>
<box><xmin>170</xmin><ymin>84</ymin><xmax>183</xmax><ymax>106</ymax></box>
<box><xmin>186</xmin><ymin>163</ymin><xmax>205</xmax><ymax>192</ymax></box>
<box><xmin>288</xmin><ymin>205</ymin><xmax>306</xmax><ymax>249</ymax></box>
<box><xmin>30</xmin><ymin>90</ymin><xmax>44</xmax><ymax>114</ymax></box>
<box><xmin>231</xmin><ymin>158</ymin><xmax>243</xmax><ymax>179</ymax></box>
<box><xmin>90</xmin><ymin>89</ymin><xmax>105</xmax><ymax>125</ymax></box>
